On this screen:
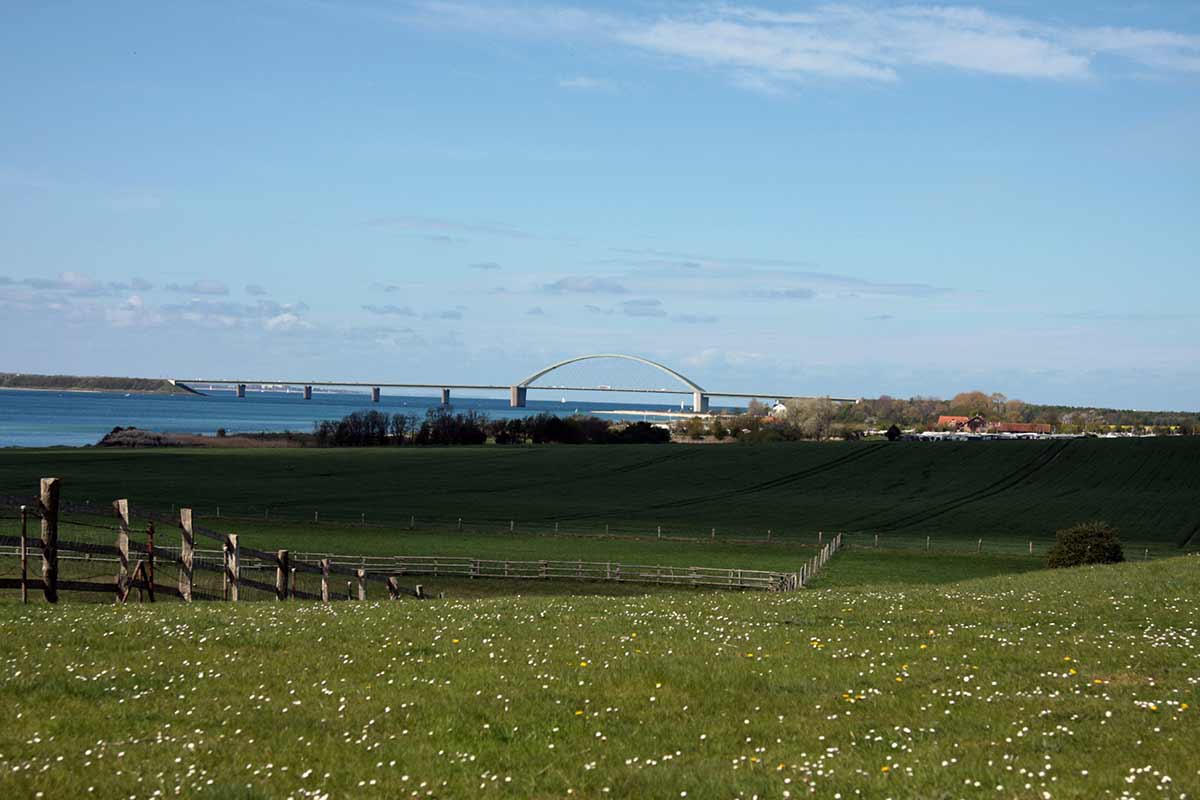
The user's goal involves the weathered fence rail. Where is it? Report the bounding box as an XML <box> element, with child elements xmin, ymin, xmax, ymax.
<box><xmin>1</xmin><ymin>478</ymin><xmax>848</xmax><ymax>603</ymax></box>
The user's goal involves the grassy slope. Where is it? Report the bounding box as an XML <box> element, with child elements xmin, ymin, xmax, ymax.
<box><xmin>0</xmin><ymin>438</ymin><xmax>1197</xmax><ymax>554</ymax></box>
<box><xmin>1</xmin><ymin>556</ymin><xmax>1197</xmax><ymax>798</ymax></box>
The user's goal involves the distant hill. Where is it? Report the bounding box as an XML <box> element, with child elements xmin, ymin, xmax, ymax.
<box><xmin>0</xmin><ymin>372</ymin><xmax>189</xmax><ymax>395</ymax></box>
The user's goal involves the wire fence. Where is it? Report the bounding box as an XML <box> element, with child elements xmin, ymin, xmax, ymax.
<box><xmin>1</xmin><ymin>479</ymin><xmax>852</xmax><ymax>603</ymax></box>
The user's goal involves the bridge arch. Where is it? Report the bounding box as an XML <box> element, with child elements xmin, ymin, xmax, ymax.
<box><xmin>511</xmin><ymin>353</ymin><xmax>709</xmax><ymax>412</ymax></box>
<box><xmin>517</xmin><ymin>353</ymin><xmax>706</xmax><ymax>392</ymax></box>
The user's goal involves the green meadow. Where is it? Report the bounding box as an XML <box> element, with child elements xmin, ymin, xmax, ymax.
<box><xmin>1</xmin><ymin>555</ymin><xmax>1197</xmax><ymax>798</ymax></box>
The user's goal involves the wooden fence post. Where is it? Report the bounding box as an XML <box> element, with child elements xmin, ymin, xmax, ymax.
<box><xmin>226</xmin><ymin>534</ymin><xmax>239</xmax><ymax>602</ymax></box>
<box><xmin>510</xmin><ymin>520</ymin><xmax>514</xmax><ymax>533</ymax></box>
<box><xmin>657</xmin><ymin>525</ymin><xmax>662</xmax><ymax>540</ymax></box>
<box><xmin>356</xmin><ymin>568</ymin><xmax>366</xmax><ymax>601</ymax></box>
<box><xmin>321</xmin><ymin>558</ymin><xmax>330</xmax><ymax>602</ymax></box>
<box><xmin>289</xmin><ymin>568</ymin><xmax>296</xmax><ymax>598</ymax></box>
<box><xmin>40</xmin><ymin>477</ymin><xmax>60</xmax><ymax>604</ymax></box>
<box><xmin>276</xmin><ymin>550</ymin><xmax>289</xmax><ymax>600</ymax></box>
<box><xmin>179</xmin><ymin>508</ymin><xmax>194</xmax><ymax>602</ymax></box>
<box><xmin>19</xmin><ymin>505</ymin><xmax>28</xmax><ymax>604</ymax></box>
<box><xmin>1028</xmin><ymin>540</ymin><xmax>1033</xmax><ymax>555</ymax></box>
<box><xmin>540</xmin><ymin>560</ymin><xmax>548</xmax><ymax>579</ymax></box>
<box><xmin>976</xmin><ymin>538</ymin><xmax>982</xmax><ymax>554</ymax></box>
<box><xmin>114</xmin><ymin>499</ymin><xmax>131</xmax><ymax>600</ymax></box>
<box><xmin>874</xmin><ymin>533</ymin><xmax>879</xmax><ymax>548</ymax></box>
<box><xmin>710</xmin><ymin>527</ymin><xmax>715</xmax><ymax>541</ymax></box>
<box><xmin>146</xmin><ymin>522</ymin><xmax>156</xmax><ymax>603</ymax></box>
<box><xmin>925</xmin><ymin>535</ymin><xmax>930</xmax><ymax>552</ymax></box>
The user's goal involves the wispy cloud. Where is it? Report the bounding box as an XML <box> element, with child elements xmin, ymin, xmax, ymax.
<box><xmin>673</xmin><ymin>312</ymin><xmax>719</xmax><ymax>324</ymax></box>
<box><xmin>584</xmin><ymin>304</ymin><xmax>614</xmax><ymax>315</ymax></box>
<box><xmin>621</xmin><ymin>298</ymin><xmax>667</xmax><ymax>318</ymax></box>
<box><xmin>363</xmin><ymin>304</ymin><xmax>417</xmax><ymax>316</ymax></box>
<box><xmin>526</xmin><ymin>305</ymin><xmax>546</xmax><ymax>316</ymax></box>
<box><xmin>604</xmin><ymin>247</ymin><xmax>950</xmax><ymax>299</ymax></box>
<box><xmin>405</xmin><ymin>2</ymin><xmax>1200</xmax><ymax>90</ymax></box>
<box><xmin>545</xmin><ymin>276</ymin><xmax>629</xmax><ymax>294</ymax></box>
<box><xmin>365</xmin><ymin>214</ymin><xmax>535</xmax><ymax>240</ymax></box>
<box><xmin>165</xmin><ymin>279</ymin><xmax>230</xmax><ymax>296</ymax></box>
<box><xmin>748</xmin><ymin>288</ymin><xmax>817</xmax><ymax>301</ymax></box>
<box><xmin>158</xmin><ymin>299</ymin><xmax>311</xmax><ymax>330</ymax></box>
<box><xmin>469</xmin><ymin>261</ymin><xmax>502</xmax><ymax>270</ymax></box>
<box><xmin>557</xmin><ymin>75</ymin><xmax>615</xmax><ymax>91</ymax></box>
<box><xmin>245</xmin><ymin>284</ymin><xmax>268</xmax><ymax>297</ymax></box>
<box><xmin>7</xmin><ymin>272</ymin><xmax>151</xmax><ymax>297</ymax></box>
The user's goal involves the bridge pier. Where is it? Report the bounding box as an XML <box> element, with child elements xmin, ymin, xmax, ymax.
<box><xmin>509</xmin><ymin>385</ymin><xmax>527</xmax><ymax>408</ymax></box>
<box><xmin>441</xmin><ymin>388</ymin><xmax>451</xmax><ymax>406</ymax></box>
<box><xmin>236</xmin><ymin>383</ymin><xmax>246</xmax><ymax>399</ymax></box>
<box><xmin>692</xmin><ymin>391</ymin><xmax>709</xmax><ymax>413</ymax></box>
<box><xmin>303</xmin><ymin>385</ymin><xmax>312</xmax><ymax>400</ymax></box>
<box><xmin>371</xmin><ymin>386</ymin><xmax>381</xmax><ymax>403</ymax></box>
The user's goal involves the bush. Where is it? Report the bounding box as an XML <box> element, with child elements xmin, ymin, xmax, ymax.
<box><xmin>1046</xmin><ymin>521</ymin><xmax>1125</xmax><ymax>568</ymax></box>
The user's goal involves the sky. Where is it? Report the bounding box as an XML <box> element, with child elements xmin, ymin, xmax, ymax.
<box><xmin>2</xmin><ymin>0</ymin><xmax>1199</xmax><ymax>410</ymax></box>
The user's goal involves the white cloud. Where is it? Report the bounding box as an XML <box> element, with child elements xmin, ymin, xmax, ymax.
<box><xmin>406</xmin><ymin>2</ymin><xmax>1200</xmax><ymax>89</ymax></box>
<box><xmin>165</xmin><ymin>279</ymin><xmax>230</xmax><ymax>296</ymax></box>
<box><xmin>264</xmin><ymin>312</ymin><xmax>312</xmax><ymax>333</ymax></box>
<box><xmin>545</xmin><ymin>276</ymin><xmax>629</xmax><ymax>294</ymax></box>
<box><xmin>557</xmin><ymin>75</ymin><xmax>615</xmax><ymax>91</ymax></box>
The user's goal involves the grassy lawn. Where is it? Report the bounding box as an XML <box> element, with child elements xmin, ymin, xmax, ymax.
<box><xmin>809</xmin><ymin>547</ymin><xmax>1047</xmax><ymax>587</ymax></box>
<box><xmin>1</xmin><ymin>554</ymin><xmax>1197</xmax><ymax>798</ymax></box>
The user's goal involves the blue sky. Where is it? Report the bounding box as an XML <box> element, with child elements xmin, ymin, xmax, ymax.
<box><xmin>2</xmin><ymin>1</ymin><xmax>1199</xmax><ymax>409</ymax></box>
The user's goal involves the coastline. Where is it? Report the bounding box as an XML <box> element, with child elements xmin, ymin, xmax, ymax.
<box><xmin>0</xmin><ymin>385</ymin><xmax>184</xmax><ymax>396</ymax></box>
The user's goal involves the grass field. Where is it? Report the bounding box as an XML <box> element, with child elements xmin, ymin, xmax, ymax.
<box><xmin>1</xmin><ymin>554</ymin><xmax>1196</xmax><ymax>798</ymax></box>
<box><xmin>1</xmin><ymin>438</ymin><xmax>1197</xmax><ymax>559</ymax></box>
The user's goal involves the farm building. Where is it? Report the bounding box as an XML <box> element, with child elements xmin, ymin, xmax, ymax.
<box><xmin>937</xmin><ymin>415</ymin><xmax>988</xmax><ymax>433</ymax></box>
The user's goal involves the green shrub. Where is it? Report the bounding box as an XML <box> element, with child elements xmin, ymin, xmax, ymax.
<box><xmin>1047</xmin><ymin>521</ymin><xmax>1124</xmax><ymax>568</ymax></box>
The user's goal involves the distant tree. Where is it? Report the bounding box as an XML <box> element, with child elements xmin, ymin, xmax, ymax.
<box><xmin>685</xmin><ymin>417</ymin><xmax>706</xmax><ymax>440</ymax></box>
<box><xmin>885</xmin><ymin>424</ymin><xmax>902</xmax><ymax>441</ymax></box>
<box><xmin>746</xmin><ymin>399</ymin><xmax>770</xmax><ymax>417</ymax></box>
<box><xmin>950</xmin><ymin>391</ymin><xmax>993</xmax><ymax>416</ymax></box>
<box><xmin>389</xmin><ymin>413</ymin><xmax>410</xmax><ymax>445</ymax></box>
<box><xmin>784</xmin><ymin>397</ymin><xmax>836</xmax><ymax>440</ymax></box>
<box><xmin>709</xmin><ymin>417</ymin><xmax>728</xmax><ymax>440</ymax></box>
<box><xmin>1047</xmin><ymin>521</ymin><xmax>1125</xmax><ymax>569</ymax></box>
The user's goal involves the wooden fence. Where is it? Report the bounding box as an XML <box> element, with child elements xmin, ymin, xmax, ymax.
<box><xmin>0</xmin><ymin>478</ymin><xmax>845</xmax><ymax>603</ymax></box>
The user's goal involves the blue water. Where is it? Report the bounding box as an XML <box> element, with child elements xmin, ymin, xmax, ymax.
<box><xmin>0</xmin><ymin>388</ymin><xmax>686</xmax><ymax>447</ymax></box>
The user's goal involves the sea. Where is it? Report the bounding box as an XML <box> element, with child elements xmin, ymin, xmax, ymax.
<box><xmin>0</xmin><ymin>388</ymin><xmax>690</xmax><ymax>448</ymax></box>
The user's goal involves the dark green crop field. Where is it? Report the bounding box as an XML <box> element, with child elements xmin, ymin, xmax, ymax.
<box><xmin>1</xmin><ymin>437</ymin><xmax>1197</xmax><ymax>555</ymax></box>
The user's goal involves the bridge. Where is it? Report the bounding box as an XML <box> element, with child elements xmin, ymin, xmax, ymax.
<box><xmin>173</xmin><ymin>353</ymin><xmax>857</xmax><ymax>413</ymax></box>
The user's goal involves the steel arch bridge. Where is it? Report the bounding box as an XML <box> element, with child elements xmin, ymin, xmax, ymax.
<box><xmin>513</xmin><ymin>353</ymin><xmax>708</xmax><ymax>410</ymax></box>
<box><xmin>175</xmin><ymin>352</ymin><xmax>858</xmax><ymax>413</ymax></box>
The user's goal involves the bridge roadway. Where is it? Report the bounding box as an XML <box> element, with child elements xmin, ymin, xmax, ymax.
<box><xmin>173</xmin><ymin>378</ymin><xmax>857</xmax><ymax>413</ymax></box>
<box><xmin>173</xmin><ymin>353</ymin><xmax>858</xmax><ymax>413</ymax></box>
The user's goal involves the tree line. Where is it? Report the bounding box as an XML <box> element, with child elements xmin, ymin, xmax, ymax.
<box><xmin>313</xmin><ymin>409</ymin><xmax>670</xmax><ymax>447</ymax></box>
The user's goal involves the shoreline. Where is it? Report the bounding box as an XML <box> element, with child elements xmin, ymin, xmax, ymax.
<box><xmin>0</xmin><ymin>385</ymin><xmax>183</xmax><ymax>396</ymax></box>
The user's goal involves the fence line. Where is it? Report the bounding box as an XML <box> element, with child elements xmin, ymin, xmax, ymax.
<box><xmin>0</xmin><ymin>478</ymin><xmax>856</xmax><ymax>603</ymax></box>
